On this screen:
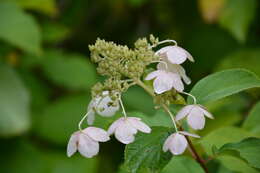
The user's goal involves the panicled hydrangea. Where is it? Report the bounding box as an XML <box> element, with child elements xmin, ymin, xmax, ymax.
<box><xmin>163</xmin><ymin>131</ymin><xmax>200</xmax><ymax>155</ymax></box>
<box><xmin>176</xmin><ymin>104</ymin><xmax>214</xmax><ymax>130</ymax></box>
<box><xmin>67</xmin><ymin>127</ymin><xmax>110</xmax><ymax>158</ymax></box>
<box><xmin>156</xmin><ymin>45</ymin><xmax>194</xmax><ymax>65</ymax></box>
<box><xmin>108</xmin><ymin>117</ymin><xmax>151</xmax><ymax>144</ymax></box>
<box><xmin>66</xmin><ymin>35</ymin><xmax>214</xmax><ymax>161</ymax></box>
<box><xmin>87</xmin><ymin>91</ymin><xmax>119</xmax><ymax>125</ymax></box>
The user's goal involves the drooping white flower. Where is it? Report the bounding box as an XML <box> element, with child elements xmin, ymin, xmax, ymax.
<box><xmin>157</xmin><ymin>61</ymin><xmax>191</xmax><ymax>85</ymax></box>
<box><xmin>163</xmin><ymin>131</ymin><xmax>200</xmax><ymax>155</ymax></box>
<box><xmin>145</xmin><ymin>70</ymin><xmax>184</xmax><ymax>94</ymax></box>
<box><xmin>87</xmin><ymin>91</ymin><xmax>120</xmax><ymax>125</ymax></box>
<box><xmin>108</xmin><ymin>117</ymin><xmax>151</xmax><ymax>144</ymax></box>
<box><xmin>156</xmin><ymin>46</ymin><xmax>194</xmax><ymax>65</ymax></box>
<box><xmin>176</xmin><ymin>105</ymin><xmax>214</xmax><ymax>130</ymax></box>
<box><xmin>67</xmin><ymin>127</ymin><xmax>110</xmax><ymax>158</ymax></box>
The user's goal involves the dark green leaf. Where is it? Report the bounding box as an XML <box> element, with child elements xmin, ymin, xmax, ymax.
<box><xmin>0</xmin><ymin>2</ymin><xmax>41</xmax><ymax>55</ymax></box>
<box><xmin>218</xmin><ymin>137</ymin><xmax>260</xmax><ymax>169</ymax></box>
<box><xmin>0</xmin><ymin>65</ymin><xmax>30</xmax><ymax>136</ymax></box>
<box><xmin>124</xmin><ymin>126</ymin><xmax>173</xmax><ymax>173</ymax></box>
<box><xmin>217</xmin><ymin>155</ymin><xmax>259</xmax><ymax>173</ymax></box>
<box><xmin>161</xmin><ymin>156</ymin><xmax>204</xmax><ymax>173</ymax></box>
<box><xmin>188</xmin><ymin>69</ymin><xmax>260</xmax><ymax>104</ymax></box>
<box><xmin>200</xmin><ymin>126</ymin><xmax>257</xmax><ymax>155</ymax></box>
<box><xmin>243</xmin><ymin>102</ymin><xmax>260</xmax><ymax>135</ymax></box>
<box><xmin>218</xmin><ymin>0</ymin><xmax>257</xmax><ymax>42</ymax></box>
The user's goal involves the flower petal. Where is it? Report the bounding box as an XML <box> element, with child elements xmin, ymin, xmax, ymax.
<box><xmin>96</xmin><ymin>95</ymin><xmax>119</xmax><ymax>117</ymax></box>
<box><xmin>78</xmin><ymin>134</ymin><xmax>99</xmax><ymax>158</ymax></box>
<box><xmin>169</xmin><ymin>73</ymin><xmax>184</xmax><ymax>92</ymax></box>
<box><xmin>169</xmin><ymin>133</ymin><xmax>188</xmax><ymax>155</ymax></box>
<box><xmin>127</xmin><ymin>117</ymin><xmax>151</xmax><ymax>133</ymax></box>
<box><xmin>84</xmin><ymin>127</ymin><xmax>110</xmax><ymax>142</ymax></box>
<box><xmin>153</xmin><ymin>72</ymin><xmax>173</xmax><ymax>94</ymax></box>
<box><xmin>198</xmin><ymin>105</ymin><xmax>214</xmax><ymax>119</ymax></box>
<box><xmin>114</xmin><ymin>121</ymin><xmax>137</xmax><ymax>144</ymax></box>
<box><xmin>174</xmin><ymin>64</ymin><xmax>191</xmax><ymax>85</ymax></box>
<box><xmin>107</xmin><ymin>117</ymin><xmax>124</xmax><ymax>135</ymax></box>
<box><xmin>155</xmin><ymin>46</ymin><xmax>172</xmax><ymax>55</ymax></box>
<box><xmin>187</xmin><ymin>108</ymin><xmax>205</xmax><ymax>130</ymax></box>
<box><xmin>163</xmin><ymin>134</ymin><xmax>174</xmax><ymax>152</ymax></box>
<box><xmin>179</xmin><ymin>131</ymin><xmax>200</xmax><ymax>138</ymax></box>
<box><xmin>67</xmin><ymin>132</ymin><xmax>79</xmax><ymax>157</ymax></box>
<box><xmin>175</xmin><ymin>105</ymin><xmax>194</xmax><ymax>121</ymax></box>
<box><xmin>145</xmin><ymin>70</ymin><xmax>162</xmax><ymax>80</ymax></box>
<box><xmin>166</xmin><ymin>46</ymin><xmax>187</xmax><ymax>64</ymax></box>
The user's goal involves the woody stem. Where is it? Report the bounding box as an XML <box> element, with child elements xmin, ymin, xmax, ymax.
<box><xmin>134</xmin><ymin>79</ymin><xmax>209</xmax><ymax>173</ymax></box>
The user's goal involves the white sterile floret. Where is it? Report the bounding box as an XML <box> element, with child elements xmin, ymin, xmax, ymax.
<box><xmin>87</xmin><ymin>91</ymin><xmax>120</xmax><ymax>125</ymax></box>
<box><xmin>176</xmin><ymin>105</ymin><xmax>214</xmax><ymax>130</ymax></box>
<box><xmin>157</xmin><ymin>61</ymin><xmax>191</xmax><ymax>85</ymax></box>
<box><xmin>108</xmin><ymin>117</ymin><xmax>151</xmax><ymax>144</ymax></box>
<box><xmin>156</xmin><ymin>46</ymin><xmax>194</xmax><ymax>65</ymax></box>
<box><xmin>145</xmin><ymin>70</ymin><xmax>184</xmax><ymax>94</ymax></box>
<box><xmin>163</xmin><ymin>131</ymin><xmax>200</xmax><ymax>155</ymax></box>
<box><xmin>67</xmin><ymin>127</ymin><xmax>110</xmax><ymax>158</ymax></box>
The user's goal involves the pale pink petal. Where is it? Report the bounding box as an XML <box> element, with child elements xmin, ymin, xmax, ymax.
<box><xmin>107</xmin><ymin>118</ymin><xmax>124</xmax><ymax>135</ymax></box>
<box><xmin>166</xmin><ymin>46</ymin><xmax>187</xmax><ymax>64</ymax></box>
<box><xmin>114</xmin><ymin>121</ymin><xmax>137</xmax><ymax>144</ymax></box>
<box><xmin>67</xmin><ymin>132</ymin><xmax>79</xmax><ymax>157</ymax></box>
<box><xmin>175</xmin><ymin>105</ymin><xmax>194</xmax><ymax>121</ymax></box>
<box><xmin>155</xmin><ymin>46</ymin><xmax>172</xmax><ymax>55</ymax></box>
<box><xmin>127</xmin><ymin>117</ymin><xmax>151</xmax><ymax>133</ymax></box>
<box><xmin>145</xmin><ymin>70</ymin><xmax>162</xmax><ymax>80</ymax></box>
<box><xmin>163</xmin><ymin>134</ymin><xmax>174</xmax><ymax>152</ymax></box>
<box><xmin>187</xmin><ymin>109</ymin><xmax>205</xmax><ymax>130</ymax></box>
<box><xmin>169</xmin><ymin>73</ymin><xmax>184</xmax><ymax>92</ymax></box>
<box><xmin>84</xmin><ymin>127</ymin><xmax>110</xmax><ymax>142</ymax></box>
<box><xmin>178</xmin><ymin>46</ymin><xmax>194</xmax><ymax>62</ymax></box>
<box><xmin>153</xmin><ymin>72</ymin><xmax>173</xmax><ymax>94</ymax></box>
<box><xmin>198</xmin><ymin>105</ymin><xmax>214</xmax><ymax>119</ymax></box>
<box><xmin>169</xmin><ymin>133</ymin><xmax>188</xmax><ymax>155</ymax></box>
<box><xmin>96</xmin><ymin>95</ymin><xmax>119</xmax><ymax>117</ymax></box>
<box><xmin>175</xmin><ymin>64</ymin><xmax>191</xmax><ymax>85</ymax></box>
<box><xmin>179</xmin><ymin>131</ymin><xmax>200</xmax><ymax>138</ymax></box>
<box><xmin>87</xmin><ymin>110</ymin><xmax>95</xmax><ymax>125</ymax></box>
<box><xmin>78</xmin><ymin>134</ymin><xmax>99</xmax><ymax>158</ymax></box>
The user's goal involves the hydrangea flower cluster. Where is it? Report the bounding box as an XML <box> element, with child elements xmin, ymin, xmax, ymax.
<box><xmin>67</xmin><ymin>35</ymin><xmax>214</xmax><ymax>159</ymax></box>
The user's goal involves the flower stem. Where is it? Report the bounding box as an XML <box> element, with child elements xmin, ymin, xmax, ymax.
<box><xmin>78</xmin><ymin>111</ymin><xmax>91</xmax><ymax>131</ymax></box>
<box><xmin>135</xmin><ymin>79</ymin><xmax>209</xmax><ymax>173</ymax></box>
<box><xmin>119</xmin><ymin>96</ymin><xmax>127</xmax><ymax>118</ymax></box>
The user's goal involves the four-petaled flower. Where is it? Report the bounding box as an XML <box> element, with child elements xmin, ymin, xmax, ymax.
<box><xmin>108</xmin><ymin>117</ymin><xmax>151</xmax><ymax>144</ymax></box>
<box><xmin>163</xmin><ymin>131</ymin><xmax>200</xmax><ymax>155</ymax></box>
<box><xmin>176</xmin><ymin>104</ymin><xmax>214</xmax><ymax>130</ymax></box>
<box><xmin>87</xmin><ymin>91</ymin><xmax>119</xmax><ymax>125</ymax></box>
<box><xmin>145</xmin><ymin>70</ymin><xmax>184</xmax><ymax>94</ymax></box>
<box><xmin>67</xmin><ymin>127</ymin><xmax>110</xmax><ymax>158</ymax></box>
<box><xmin>156</xmin><ymin>46</ymin><xmax>194</xmax><ymax>65</ymax></box>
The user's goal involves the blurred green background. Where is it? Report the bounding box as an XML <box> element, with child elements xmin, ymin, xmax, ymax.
<box><xmin>0</xmin><ymin>0</ymin><xmax>259</xmax><ymax>173</ymax></box>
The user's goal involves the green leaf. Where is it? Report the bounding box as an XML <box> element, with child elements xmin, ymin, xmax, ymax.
<box><xmin>218</xmin><ymin>0</ymin><xmax>257</xmax><ymax>42</ymax></box>
<box><xmin>42</xmin><ymin>50</ymin><xmax>97</xmax><ymax>90</ymax></box>
<box><xmin>34</xmin><ymin>94</ymin><xmax>90</xmax><ymax>145</ymax></box>
<box><xmin>42</xmin><ymin>22</ymin><xmax>71</xmax><ymax>43</ymax></box>
<box><xmin>243</xmin><ymin>102</ymin><xmax>260</xmax><ymax>135</ymax></box>
<box><xmin>188</xmin><ymin>69</ymin><xmax>260</xmax><ymax>104</ymax></box>
<box><xmin>124</xmin><ymin>126</ymin><xmax>173</xmax><ymax>173</ymax></box>
<box><xmin>0</xmin><ymin>65</ymin><xmax>30</xmax><ymax>136</ymax></box>
<box><xmin>0</xmin><ymin>2</ymin><xmax>41</xmax><ymax>55</ymax></box>
<box><xmin>217</xmin><ymin>155</ymin><xmax>259</xmax><ymax>173</ymax></box>
<box><xmin>200</xmin><ymin>126</ymin><xmax>257</xmax><ymax>155</ymax></box>
<box><xmin>216</xmin><ymin>49</ymin><xmax>260</xmax><ymax>77</ymax></box>
<box><xmin>218</xmin><ymin>137</ymin><xmax>260</xmax><ymax>169</ymax></box>
<box><xmin>161</xmin><ymin>156</ymin><xmax>204</xmax><ymax>173</ymax></box>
